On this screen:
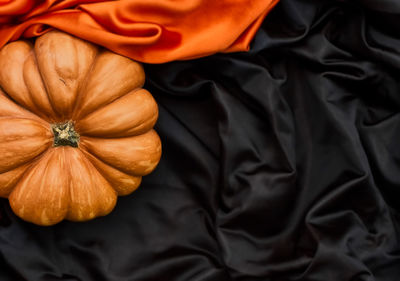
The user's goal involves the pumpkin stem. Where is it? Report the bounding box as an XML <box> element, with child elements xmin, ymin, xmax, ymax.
<box><xmin>51</xmin><ymin>121</ymin><xmax>80</xmax><ymax>148</ymax></box>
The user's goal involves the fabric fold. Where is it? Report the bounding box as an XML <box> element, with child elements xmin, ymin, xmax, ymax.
<box><xmin>0</xmin><ymin>0</ymin><xmax>279</xmax><ymax>63</ymax></box>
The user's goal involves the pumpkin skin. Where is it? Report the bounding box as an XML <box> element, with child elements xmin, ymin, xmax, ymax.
<box><xmin>0</xmin><ymin>30</ymin><xmax>161</xmax><ymax>226</ymax></box>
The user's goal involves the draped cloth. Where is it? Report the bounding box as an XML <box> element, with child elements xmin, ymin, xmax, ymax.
<box><xmin>1</xmin><ymin>0</ymin><xmax>400</xmax><ymax>280</ymax></box>
<box><xmin>0</xmin><ymin>0</ymin><xmax>279</xmax><ymax>63</ymax></box>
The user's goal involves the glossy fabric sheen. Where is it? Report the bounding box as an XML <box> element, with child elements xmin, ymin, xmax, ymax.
<box><xmin>0</xmin><ymin>0</ymin><xmax>279</xmax><ymax>63</ymax></box>
<box><xmin>1</xmin><ymin>0</ymin><xmax>400</xmax><ymax>280</ymax></box>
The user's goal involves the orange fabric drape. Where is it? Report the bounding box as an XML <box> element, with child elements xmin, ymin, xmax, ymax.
<box><xmin>0</xmin><ymin>0</ymin><xmax>279</xmax><ymax>63</ymax></box>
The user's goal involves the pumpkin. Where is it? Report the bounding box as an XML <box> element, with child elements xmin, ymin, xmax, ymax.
<box><xmin>0</xmin><ymin>30</ymin><xmax>162</xmax><ymax>226</ymax></box>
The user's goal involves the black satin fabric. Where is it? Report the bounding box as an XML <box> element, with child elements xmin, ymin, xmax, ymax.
<box><xmin>1</xmin><ymin>0</ymin><xmax>400</xmax><ymax>280</ymax></box>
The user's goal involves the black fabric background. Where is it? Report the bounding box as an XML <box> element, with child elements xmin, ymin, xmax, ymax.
<box><xmin>1</xmin><ymin>0</ymin><xmax>400</xmax><ymax>280</ymax></box>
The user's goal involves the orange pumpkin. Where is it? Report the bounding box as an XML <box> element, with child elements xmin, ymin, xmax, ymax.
<box><xmin>0</xmin><ymin>31</ymin><xmax>162</xmax><ymax>226</ymax></box>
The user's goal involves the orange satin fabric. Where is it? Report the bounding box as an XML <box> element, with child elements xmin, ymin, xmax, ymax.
<box><xmin>0</xmin><ymin>0</ymin><xmax>279</xmax><ymax>63</ymax></box>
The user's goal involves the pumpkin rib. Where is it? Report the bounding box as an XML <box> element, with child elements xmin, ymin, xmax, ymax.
<box><xmin>0</xmin><ymin>163</ymin><xmax>32</xmax><ymax>198</ymax></box>
<box><xmin>78</xmin><ymin>138</ymin><xmax>130</xmax><ymax>175</ymax></box>
<box><xmin>0</xmin><ymin>41</ymin><xmax>43</xmax><ymax>116</ymax></box>
<box><xmin>74</xmin><ymin>145</ymin><xmax>117</xmax><ymax>192</ymax></box>
<box><xmin>64</xmin><ymin>147</ymin><xmax>117</xmax><ymax>222</ymax></box>
<box><xmin>0</xmin><ymin>86</ymin><xmax>42</xmax><ymax>124</ymax></box>
<box><xmin>75</xmin><ymin>86</ymin><xmax>142</xmax><ymax>121</ymax></box>
<box><xmin>0</xmin><ymin>137</ymin><xmax>54</xmax><ymax>185</ymax></box>
<box><xmin>78</xmin><ymin>90</ymin><xmax>149</xmax><ymax>124</ymax></box>
<box><xmin>0</xmin><ymin>87</ymin><xmax>51</xmax><ymax>128</ymax></box>
<box><xmin>7</xmin><ymin>148</ymin><xmax>53</xmax><ymax>195</ymax></box>
<box><xmin>34</xmin><ymin>30</ymin><xmax>99</xmax><ymax>119</ymax></box>
<box><xmin>3</xmin><ymin>146</ymin><xmax>55</xmax><ymax>199</ymax></box>
<box><xmin>32</xmin><ymin>34</ymin><xmax>100</xmax><ymax>122</ymax></box>
<box><xmin>71</xmin><ymin>50</ymin><xmax>145</xmax><ymax>120</ymax></box>
<box><xmin>29</xmin><ymin>47</ymin><xmax>60</xmax><ymax>122</ymax></box>
<box><xmin>0</xmin><ymin>116</ymin><xmax>51</xmax><ymax>131</ymax></box>
<box><xmin>68</xmin><ymin>47</ymin><xmax>100</xmax><ymax>121</ymax></box>
<box><xmin>0</xmin><ymin>41</ymin><xmax>58</xmax><ymax>122</ymax></box>
<box><xmin>79</xmin><ymin>130</ymin><xmax>162</xmax><ymax>177</ymax></box>
<box><xmin>80</xmin><ymin>148</ymin><xmax>143</xmax><ymax>196</ymax></box>
<box><xmin>71</xmin><ymin>48</ymin><xmax>135</xmax><ymax>121</ymax></box>
<box><xmin>9</xmin><ymin>148</ymin><xmax>70</xmax><ymax>225</ymax></box>
<box><xmin>75</xmin><ymin>88</ymin><xmax>158</xmax><ymax>138</ymax></box>
<box><xmin>0</xmin><ymin>118</ymin><xmax>53</xmax><ymax>174</ymax></box>
<box><xmin>0</xmin><ymin>88</ymin><xmax>47</xmax><ymax>126</ymax></box>
<box><xmin>77</xmin><ymin>147</ymin><xmax>119</xmax><ymax>193</ymax></box>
